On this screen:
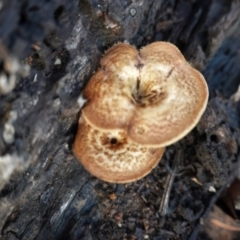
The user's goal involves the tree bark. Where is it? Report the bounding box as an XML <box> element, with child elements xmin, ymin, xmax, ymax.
<box><xmin>0</xmin><ymin>0</ymin><xmax>240</xmax><ymax>239</ymax></box>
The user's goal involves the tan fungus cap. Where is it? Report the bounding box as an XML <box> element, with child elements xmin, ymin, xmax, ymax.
<box><xmin>82</xmin><ymin>41</ymin><xmax>209</xmax><ymax>147</ymax></box>
<box><xmin>73</xmin><ymin>117</ymin><xmax>165</xmax><ymax>183</ymax></box>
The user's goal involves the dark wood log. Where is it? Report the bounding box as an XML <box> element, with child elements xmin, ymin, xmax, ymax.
<box><xmin>0</xmin><ymin>0</ymin><xmax>240</xmax><ymax>239</ymax></box>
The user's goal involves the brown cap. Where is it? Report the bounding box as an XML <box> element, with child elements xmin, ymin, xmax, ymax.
<box><xmin>128</xmin><ymin>42</ymin><xmax>209</xmax><ymax>146</ymax></box>
<box><xmin>82</xmin><ymin>68</ymin><xmax>135</xmax><ymax>130</ymax></box>
<box><xmin>73</xmin><ymin>117</ymin><xmax>165</xmax><ymax>183</ymax></box>
<box><xmin>82</xmin><ymin>41</ymin><xmax>208</xmax><ymax>147</ymax></box>
<box><xmin>82</xmin><ymin>43</ymin><xmax>138</xmax><ymax>130</ymax></box>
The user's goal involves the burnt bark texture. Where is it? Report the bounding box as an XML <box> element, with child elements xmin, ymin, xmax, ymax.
<box><xmin>0</xmin><ymin>0</ymin><xmax>240</xmax><ymax>239</ymax></box>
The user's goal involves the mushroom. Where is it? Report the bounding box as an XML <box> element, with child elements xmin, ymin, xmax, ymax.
<box><xmin>73</xmin><ymin>117</ymin><xmax>165</xmax><ymax>183</ymax></box>
<box><xmin>73</xmin><ymin>41</ymin><xmax>209</xmax><ymax>183</ymax></box>
<box><xmin>82</xmin><ymin>41</ymin><xmax>209</xmax><ymax>147</ymax></box>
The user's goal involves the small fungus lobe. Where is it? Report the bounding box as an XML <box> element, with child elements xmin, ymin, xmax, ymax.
<box><xmin>73</xmin><ymin>118</ymin><xmax>165</xmax><ymax>183</ymax></box>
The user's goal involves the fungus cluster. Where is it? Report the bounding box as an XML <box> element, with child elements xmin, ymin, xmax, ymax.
<box><xmin>73</xmin><ymin>42</ymin><xmax>209</xmax><ymax>183</ymax></box>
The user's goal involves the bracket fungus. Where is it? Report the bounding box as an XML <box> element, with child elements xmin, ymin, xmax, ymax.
<box><xmin>73</xmin><ymin>41</ymin><xmax>209</xmax><ymax>183</ymax></box>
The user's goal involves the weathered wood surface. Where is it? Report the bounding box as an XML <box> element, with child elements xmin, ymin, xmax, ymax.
<box><xmin>0</xmin><ymin>0</ymin><xmax>240</xmax><ymax>239</ymax></box>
